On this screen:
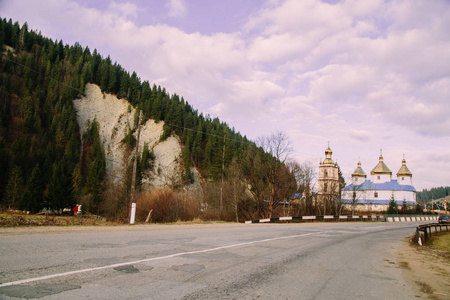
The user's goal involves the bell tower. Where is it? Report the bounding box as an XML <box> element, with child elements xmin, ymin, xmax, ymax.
<box><xmin>318</xmin><ymin>143</ymin><xmax>340</xmax><ymax>206</ymax></box>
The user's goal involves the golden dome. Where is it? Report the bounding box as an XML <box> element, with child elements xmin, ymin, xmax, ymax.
<box><xmin>322</xmin><ymin>145</ymin><xmax>334</xmax><ymax>165</ymax></box>
<box><xmin>352</xmin><ymin>161</ymin><xmax>367</xmax><ymax>178</ymax></box>
<box><xmin>370</xmin><ymin>155</ymin><xmax>392</xmax><ymax>175</ymax></box>
<box><xmin>397</xmin><ymin>158</ymin><xmax>412</xmax><ymax>177</ymax></box>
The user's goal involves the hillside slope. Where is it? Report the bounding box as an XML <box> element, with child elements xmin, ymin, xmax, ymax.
<box><xmin>73</xmin><ymin>83</ymin><xmax>186</xmax><ymax>189</ymax></box>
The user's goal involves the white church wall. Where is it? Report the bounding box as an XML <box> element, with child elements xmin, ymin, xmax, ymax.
<box><xmin>398</xmin><ymin>176</ymin><xmax>413</xmax><ymax>185</ymax></box>
<box><xmin>371</xmin><ymin>173</ymin><xmax>392</xmax><ymax>184</ymax></box>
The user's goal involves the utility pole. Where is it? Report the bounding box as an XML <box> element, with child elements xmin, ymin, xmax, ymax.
<box><xmin>130</xmin><ymin>110</ymin><xmax>143</xmax><ymax>224</ymax></box>
<box><xmin>220</xmin><ymin>134</ymin><xmax>226</xmax><ymax>219</ymax></box>
<box><xmin>234</xmin><ymin>178</ymin><xmax>239</xmax><ymax>223</ymax></box>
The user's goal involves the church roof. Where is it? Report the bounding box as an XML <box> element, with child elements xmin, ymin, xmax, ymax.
<box><xmin>321</xmin><ymin>145</ymin><xmax>335</xmax><ymax>165</ymax></box>
<box><xmin>342</xmin><ymin>179</ymin><xmax>416</xmax><ymax>192</ymax></box>
<box><xmin>352</xmin><ymin>162</ymin><xmax>367</xmax><ymax>178</ymax></box>
<box><xmin>323</xmin><ymin>157</ymin><xmax>334</xmax><ymax>164</ymax></box>
<box><xmin>371</xmin><ymin>155</ymin><xmax>392</xmax><ymax>175</ymax></box>
<box><xmin>397</xmin><ymin>158</ymin><xmax>412</xmax><ymax>177</ymax></box>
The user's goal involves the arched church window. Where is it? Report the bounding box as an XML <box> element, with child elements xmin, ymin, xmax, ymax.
<box><xmin>324</xmin><ymin>170</ymin><xmax>328</xmax><ymax>178</ymax></box>
<box><xmin>324</xmin><ymin>182</ymin><xmax>328</xmax><ymax>192</ymax></box>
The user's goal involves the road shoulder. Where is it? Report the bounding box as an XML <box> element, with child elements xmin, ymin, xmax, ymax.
<box><xmin>397</xmin><ymin>234</ymin><xmax>450</xmax><ymax>299</ymax></box>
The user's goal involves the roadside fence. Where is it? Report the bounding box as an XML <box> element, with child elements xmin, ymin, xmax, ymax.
<box><xmin>245</xmin><ymin>215</ymin><xmax>439</xmax><ymax>224</ymax></box>
<box><xmin>416</xmin><ymin>223</ymin><xmax>450</xmax><ymax>245</ymax></box>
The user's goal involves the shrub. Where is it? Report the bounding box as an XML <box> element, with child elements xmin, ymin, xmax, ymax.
<box><xmin>136</xmin><ymin>188</ymin><xmax>201</xmax><ymax>223</ymax></box>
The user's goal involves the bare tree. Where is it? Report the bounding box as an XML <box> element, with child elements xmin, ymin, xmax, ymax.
<box><xmin>321</xmin><ymin>180</ymin><xmax>341</xmax><ymax>215</ymax></box>
<box><xmin>288</xmin><ymin>160</ymin><xmax>316</xmax><ymax>216</ymax></box>
<box><xmin>350</xmin><ymin>183</ymin><xmax>365</xmax><ymax>215</ymax></box>
<box><xmin>240</xmin><ymin>144</ymin><xmax>268</xmax><ymax>218</ymax></box>
<box><xmin>257</xmin><ymin>131</ymin><xmax>293</xmax><ymax>218</ymax></box>
<box><xmin>221</xmin><ymin>157</ymin><xmax>249</xmax><ymax>222</ymax></box>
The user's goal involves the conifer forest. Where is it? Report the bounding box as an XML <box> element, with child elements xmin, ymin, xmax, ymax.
<box><xmin>0</xmin><ymin>19</ymin><xmax>318</xmax><ymax>222</ymax></box>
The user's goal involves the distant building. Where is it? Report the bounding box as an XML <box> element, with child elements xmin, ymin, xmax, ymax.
<box><xmin>317</xmin><ymin>145</ymin><xmax>340</xmax><ymax>214</ymax></box>
<box><xmin>317</xmin><ymin>146</ymin><xmax>340</xmax><ymax>198</ymax></box>
<box><xmin>341</xmin><ymin>153</ymin><xmax>417</xmax><ymax>212</ymax></box>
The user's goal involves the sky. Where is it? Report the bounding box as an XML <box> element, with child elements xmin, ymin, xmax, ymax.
<box><xmin>1</xmin><ymin>0</ymin><xmax>449</xmax><ymax>191</ymax></box>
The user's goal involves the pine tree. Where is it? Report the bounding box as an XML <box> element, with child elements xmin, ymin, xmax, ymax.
<box><xmin>152</xmin><ymin>93</ymin><xmax>162</xmax><ymax>122</ymax></box>
<box><xmin>191</xmin><ymin>124</ymin><xmax>204</xmax><ymax>166</ymax></box>
<box><xmin>387</xmin><ymin>197</ymin><xmax>398</xmax><ymax>214</ymax></box>
<box><xmin>0</xmin><ymin>137</ymin><xmax>10</xmax><ymax>201</ymax></box>
<box><xmin>118</xmin><ymin>71</ymin><xmax>129</xmax><ymax>99</ymax></box>
<box><xmin>140</xmin><ymin>142</ymin><xmax>153</xmax><ymax>170</ymax></box>
<box><xmin>182</xmin><ymin>135</ymin><xmax>193</xmax><ymax>184</ymax></box>
<box><xmin>19</xmin><ymin>164</ymin><xmax>45</xmax><ymax>212</ymax></box>
<box><xmin>3</xmin><ymin>166</ymin><xmax>24</xmax><ymax>209</ymax></box>
<box><xmin>129</xmin><ymin>71</ymin><xmax>141</xmax><ymax>104</ymax></box>
<box><xmin>98</xmin><ymin>57</ymin><xmax>110</xmax><ymax>92</ymax></box>
<box><xmin>107</xmin><ymin>63</ymin><xmax>118</xmax><ymax>93</ymax></box>
<box><xmin>0</xmin><ymin>19</ymin><xmax>5</xmax><ymax>51</ymax></box>
<box><xmin>72</xmin><ymin>163</ymin><xmax>82</xmax><ymax>200</ymax></box>
<box><xmin>48</xmin><ymin>159</ymin><xmax>75</xmax><ymax>213</ymax></box>
<box><xmin>82</xmin><ymin>119</ymin><xmax>106</xmax><ymax>214</ymax></box>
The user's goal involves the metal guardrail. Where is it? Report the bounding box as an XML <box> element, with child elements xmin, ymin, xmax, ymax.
<box><xmin>245</xmin><ymin>215</ymin><xmax>439</xmax><ymax>224</ymax></box>
<box><xmin>416</xmin><ymin>223</ymin><xmax>450</xmax><ymax>245</ymax></box>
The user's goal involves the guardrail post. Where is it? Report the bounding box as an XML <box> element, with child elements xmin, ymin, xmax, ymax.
<box><xmin>416</xmin><ymin>228</ymin><xmax>422</xmax><ymax>246</ymax></box>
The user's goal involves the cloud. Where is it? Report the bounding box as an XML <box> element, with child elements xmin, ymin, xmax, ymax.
<box><xmin>209</xmin><ymin>78</ymin><xmax>284</xmax><ymax>119</ymax></box>
<box><xmin>2</xmin><ymin>0</ymin><xmax>450</xmax><ymax>189</ymax></box>
<box><xmin>279</xmin><ymin>96</ymin><xmax>315</xmax><ymax>115</ymax></box>
<box><xmin>245</xmin><ymin>0</ymin><xmax>351</xmax><ymax>35</ymax></box>
<box><xmin>308</xmin><ymin>64</ymin><xmax>376</xmax><ymax>103</ymax></box>
<box><xmin>166</xmin><ymin>0</ymin><xmax>187</xmax><ymax>18</ymax></box>
<box><xmin>108</xmin><ymin>1</ymin><xmax>138</xmax><ymax>19</ymax></box>
<box><xmin>345</xmin><ymin>129</ymin><xmax>371</xmax><ymax>142</ymax></box>
<box><xmin>252</xmin><ymin>0</ymin><xmax>450</xmax><ymax>139</ymax></box>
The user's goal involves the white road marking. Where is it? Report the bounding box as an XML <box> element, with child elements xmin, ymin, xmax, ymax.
<box><xmin>0</xmin><ymin>231</ymin><xmax>323</xmax><ymax>288</ymax></box>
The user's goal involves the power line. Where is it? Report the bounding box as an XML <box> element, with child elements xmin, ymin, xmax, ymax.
<box><xmin>4</xmin><ymin>55</ymin><xmax>85</xmax><ymax>95</ymax></box>
<box><xmin>5</xmin><ymin>50</ymin><xmax>324</xmax><ymax>163</ymax></box>
<box><xmin>163</xmin><ymin>122</ymin><xmax>256</xmax><ymax>146</ymax></box>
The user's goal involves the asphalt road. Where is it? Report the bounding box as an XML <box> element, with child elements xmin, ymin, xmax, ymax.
<box><xmin>0</xmin><ymin>222</ymin><xmax>422</xmax><ymax>299</ymax></box>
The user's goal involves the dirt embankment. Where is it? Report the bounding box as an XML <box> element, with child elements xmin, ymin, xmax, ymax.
<box><xmin>397</xmin><ymin>233</ymin><xmax>450</xmax><ymax>299</ymax></box>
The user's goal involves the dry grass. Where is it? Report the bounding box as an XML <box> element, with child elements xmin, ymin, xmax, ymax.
<box><xmin>428</xmin><ymin>231</ymin><xmax>450</xmax><ymax>254</ymax></box>
<box><xmin>135</xmin><ymin>188</ymin><xmax>202</xmax><ymax>223</ymax></box>
<box><xmin>0</xmin><ymin>213</ymin><xmax>119</xmax><ymax>227</ymax></box>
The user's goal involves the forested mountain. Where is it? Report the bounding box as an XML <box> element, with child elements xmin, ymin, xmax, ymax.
<box><xmin>0</xmin><ymin>19</ymin><xmax>300</xmax><ymax>221</ymax></box>
<box><xmin>417</xmin><ymin>186</ymin><xmax>450</xmax><ymax>203</ymax></box>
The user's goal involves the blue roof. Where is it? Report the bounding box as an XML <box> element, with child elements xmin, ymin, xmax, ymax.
<box><xmin>340</xmin><ymin>199</ymin><xmax>417</xmax><ymax>205</ymax></box>
<box><xmin>292</xmin><ymin>193</ymin><xmax>302</xmax><ymax>199</ymax></box>
<box><xmin>342</xmin><ymin>179</ymin><xmax>416</xmax><ymax>192</ymax></box>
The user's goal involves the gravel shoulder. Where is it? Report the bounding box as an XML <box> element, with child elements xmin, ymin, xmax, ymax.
<box><xmin>397</xmin><ymin>233</ymin><xmax>450</xmax><ymax>299</ymax></box>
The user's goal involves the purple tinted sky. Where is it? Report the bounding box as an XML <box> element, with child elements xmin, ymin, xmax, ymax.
<box><xmin>73</xmin><ymin>0</ymin><xmax>263</xmax><ymax>33</ymax></box>
<box><xmin>1</xmin><ymin>0</ymin><xmax>450</xmax><ymax>190</ymax></box>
